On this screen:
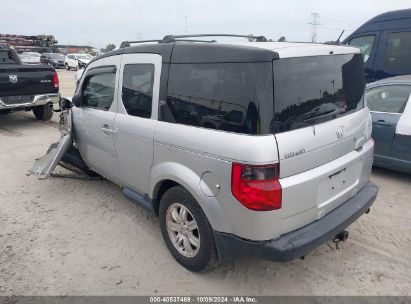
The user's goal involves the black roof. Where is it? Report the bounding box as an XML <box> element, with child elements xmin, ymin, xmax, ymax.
<box><xmin>345</xmin><ymin>9</ymin><xmax>411</xmax><ymax>40</ymax></box>
<box><xmin>90</xmin><ymin>41</ymin><xmax>279</xmax><ymax>65</ymax></box>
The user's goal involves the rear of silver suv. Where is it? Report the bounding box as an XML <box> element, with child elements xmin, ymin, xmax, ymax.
<box><xmin>33</xmin><ymin>38</ymin><xmax>377</xmax><ymax>272</ymax></box>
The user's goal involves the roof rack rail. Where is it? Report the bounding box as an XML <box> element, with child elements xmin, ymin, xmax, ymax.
<box><xmin>162</xmin><ymin>34</ymin><xmax>268</xmax><ymax>43</ymax></box>
<box><xmin>120</xmin><ymin>40</ymin><xmax>162</xmax><ymax>48</ymax></box>
<box><xmin>120</xmin><ymin>34</ymin><xmax>268</xmax><ymax>48</ymax></box>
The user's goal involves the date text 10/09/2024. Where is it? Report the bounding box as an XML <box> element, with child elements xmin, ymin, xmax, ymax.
<box><xmin>149</xmin><ymin>296</ymin><xmax>258</xmax><ymax>303</ymax></box>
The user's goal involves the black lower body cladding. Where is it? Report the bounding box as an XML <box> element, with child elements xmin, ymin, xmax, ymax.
<box><xmin>214</xmin><ymin>182</ymin><xmax>378</xmax><ymax>264</ymax></box>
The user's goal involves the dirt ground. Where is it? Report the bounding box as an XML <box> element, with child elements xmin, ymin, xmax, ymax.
<box><xmin>0</xmin><ymin>70</ymin><xmax>410</xmax><ymax>296</ymax></box>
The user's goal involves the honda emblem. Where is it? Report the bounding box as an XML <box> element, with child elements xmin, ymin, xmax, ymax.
<box><xmin>336</xmin><ymin>126</ymin><xmax>344</xmax><ymax>140</ymax></box>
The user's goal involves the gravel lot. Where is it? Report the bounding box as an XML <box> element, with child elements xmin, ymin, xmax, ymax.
<box><xmin>0</xmin><ymin>70</ymin><xmax>410</xmax><ymax>296</ymax></box>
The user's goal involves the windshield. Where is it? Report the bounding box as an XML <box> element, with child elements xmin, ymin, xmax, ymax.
<box><xmin>272</xmin><ymin>53</ymin><xmax>365</xmax><ymax>133</ymax></box>
<box><xmin>49</xmin><ymin>53</ymin><xmax>64</xmax><ymax>59</ymax></box>
<box><xmin>19</xmin><ymin>54</ymin><xmax>32</xmax><ymax>59</ymax></box>
<box><xmin>22</xmin><ymin>52</ymin><xmax>41</xmax><ymax>58</ymax></box>
<box><xmin>0</xmin><ymin>50</ymin><xmax>19</xmax><ymax>64</ymax></box>
<box><xmin>77</xmin><ymin>54</ymin><xmax>90</xmax><ymax>59</ymax></box>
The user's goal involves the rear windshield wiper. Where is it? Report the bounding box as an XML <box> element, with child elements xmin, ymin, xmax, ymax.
<box><xmin>303</xmin><ymin>108</ymin><xmax>337</xmax><ymax>122</ymax></box>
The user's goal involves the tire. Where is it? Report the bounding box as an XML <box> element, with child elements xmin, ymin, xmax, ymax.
<box><xmin>33</xmin><ymin>104</ymin><xmax>53</xmax><ymax>121</ymax></box>
<box><xmin>65</xmin><ymin>64</ymin><xmax>70</xmax><ymax>71</ymax></box>
<box><xmin>159</xmin><ymin>186</ymin><xmax>218</xmax><ymax>272</ymax></box>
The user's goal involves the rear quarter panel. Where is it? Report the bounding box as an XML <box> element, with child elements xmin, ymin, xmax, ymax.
<box><xmin>150</xmin><ymin>121</ymin><xmax>281</xmax><ymax>239</ymax></box>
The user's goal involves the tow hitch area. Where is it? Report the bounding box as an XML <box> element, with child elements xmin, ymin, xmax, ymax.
<box><xmin>332</xmin><ymin>230</ymin><xmax>349</xmax><ymax>249</ymax></box>
<box><xmin>28</xmin><ymin>109</ymin><xmax>73</xmax><ymax>179</ymax></box>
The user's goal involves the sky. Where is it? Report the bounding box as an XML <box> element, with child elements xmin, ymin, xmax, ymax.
<box><xmin>1</xmin><ymin>0</ymin><xmax>411</xmax><ymax>49</ymax></box>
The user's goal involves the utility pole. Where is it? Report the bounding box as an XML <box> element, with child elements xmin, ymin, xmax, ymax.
<box><xmin>309</xmin><ymin>13</ymin><xmax>321</xmax><ymax>43</ymax></box>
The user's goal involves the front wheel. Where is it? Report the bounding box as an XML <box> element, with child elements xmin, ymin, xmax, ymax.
<box><xmin>33</xmin><ymin>104</ymin><xmax>53</xmax><ymax>121</ymax></box>
<box><xmin>159</xmin><ymin>186</ymin><xmax>218</xmax><ymax>272</ymax></box>
<box><xmin>65</xmin><ymin>64</ymin><xmax>70</xmax><ymax>71</ymax></box>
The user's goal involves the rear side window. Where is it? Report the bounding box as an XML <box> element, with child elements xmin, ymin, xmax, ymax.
<box><xmin>366</xmin><ymin>85</ymin><xmax>411</xmax><ymax>113</ymax></box>
<box><xmin>161</xmin><ymin>63</ymin><xmax>274</xmax><ymax>135</ymax></box>
<box><xmin>386</xmin><ymin>32</ymin><xmax>411</xmax><ymax>71</ymax></box>
<box><xmin>273</xmin><ymin>54</ymin><xmax>365</xmax><ymax>133</ymax></box>
<box><xmin>122</xmin><ymin>64</ymin><xmax>154</xmax><ymax>118</ymax></box>
<box><xmin>82</xmin><ymin>72</ymin><xmax>116</xmax><ymax>110</ymax></box>
<box><xmin>348</xmin><ymin>35</ymin><xmax>375</xmax><ymax>63</ymax></box>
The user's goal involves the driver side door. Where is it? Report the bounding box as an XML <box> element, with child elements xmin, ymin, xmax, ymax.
<box><xmin>72</xmin><ymin>55</ymin><xmax>121</xmax><ymax>182</ymax></box>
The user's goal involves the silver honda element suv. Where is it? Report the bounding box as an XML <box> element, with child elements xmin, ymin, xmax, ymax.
<box><xmin>38</xmin><ymin>34</ymin><xmax>378</xmax><ymax>272</ymax></box>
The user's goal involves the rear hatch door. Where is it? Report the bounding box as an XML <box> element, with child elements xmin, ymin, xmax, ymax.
<box><xmin>272</xmin><ymin>53</ymin><xmax>371</xmax><ymax>233</ymax></box>
<box><xmin>273</xmin><ymin>53</ymin><xmax>367</xmax><ymax>177</ymax></box>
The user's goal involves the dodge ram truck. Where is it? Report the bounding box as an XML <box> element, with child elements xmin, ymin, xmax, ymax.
<box><xmin>0</xmin><ymin>45</ymin><xmax>60</xmax><ymax>120</ymax></box>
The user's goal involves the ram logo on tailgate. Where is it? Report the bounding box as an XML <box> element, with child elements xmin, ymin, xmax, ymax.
<box><xmin>9</xmin><ymin>75</ymin><xmax>18</xmax><ymax>84</ymax></box>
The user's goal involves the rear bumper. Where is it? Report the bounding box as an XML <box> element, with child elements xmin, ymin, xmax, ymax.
<box><xmin>214</xmin><ymin>181</ymin><xmax>378</xmax><ymax>263</ymax></box>
<box><xmin>0</xmin><ymin>93</ymin><xmax>60</xmax><ymax>109</ymax></box>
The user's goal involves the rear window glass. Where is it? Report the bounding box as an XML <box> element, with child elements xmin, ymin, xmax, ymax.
<box><xmin>122</xmin><ymin>64</ymin><xmax>154</xmax><ymax>118</ymax></box>
<box><xmin>0</xmin><ymin>50</ymin><xmax>18</xmax><ymax>64</ymax></box>
<box><xmin>272</xmin><ymin>54</ymin><xmax>365</xmax><ymax>133</ymax></box>
<box><xmin>161</xmin><ymin>62</ymin><xmax>274</xmax><ymax>135</ymax></box>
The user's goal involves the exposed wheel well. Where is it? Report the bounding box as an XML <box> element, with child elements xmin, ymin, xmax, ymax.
<box><xmin>152</xmin><ymin>180</ymin><xmax>180</xmax><ymax>216</ymax></box>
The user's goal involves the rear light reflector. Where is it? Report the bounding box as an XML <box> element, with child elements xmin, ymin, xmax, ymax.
<box><xmin>231</xmin><ymin>163</ymin><xmax>282</xmax><ymax>211</ymax></box>
<box><xmin>52</xmin><ymin>71</ymin><xmax>59</xmax><ymax>88</ymax></box>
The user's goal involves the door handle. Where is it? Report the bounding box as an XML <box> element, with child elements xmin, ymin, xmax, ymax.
<box><xmin>375</xmin><ymin>120</ymin><xmax>393</xmax><ymax>126</ymax></box>
<box><xmin>101</xmin><ymin>124</ymin><xmax>116</xmax><ymax>134</ymax></box>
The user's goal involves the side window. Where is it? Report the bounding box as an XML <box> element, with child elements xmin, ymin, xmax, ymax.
<box><xmin>121</xmin><ymin>64</ymin><xmax>154</xmax><ymax>118</ymax></box>
<box><xmin>161</xmin><ymin>63</ymin><xmax>273</xmax><ymax>135</ymax></box>
<box><xmin>367</xmin><ymin>85</ymin><xmax>411</xmax><ymax>113</ymax></box>
<box><xmin>82</xmin><ymin>72</ymin><xmax>116</xmax><ymax>111</ymax></box>
<box><xmin>386</xmin><ymin>32</ymin><xmax>411</xmax><ymax>71</ymax></box>
<box><xmin>348</xmin><ymin>35</ymin><xmax>375</xmax><ymax>63</ymax></box>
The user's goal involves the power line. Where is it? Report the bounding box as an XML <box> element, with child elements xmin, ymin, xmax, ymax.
<box><xmin>309</xmin><ymin>12</ymin><xmax>321</xmax><ymax>43</ymax></box>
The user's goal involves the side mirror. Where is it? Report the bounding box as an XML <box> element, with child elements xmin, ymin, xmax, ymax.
<box><xmin>72</xmin><ymin>94</ymin><xmax>81</xmax><ymax>108</ymax></box>
<box><xmin>60</xmin><ymin>98</ymin><xmax>73</xmax><ymax>110</ymax></box>
<box><xmin>59</xmin><ymin>98</ymin><xmax>72</xmax><ymax>110</ymax></box>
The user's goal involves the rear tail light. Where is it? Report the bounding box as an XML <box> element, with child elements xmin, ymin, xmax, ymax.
<box><xmin>52</xmin><ymin>71</ymin><xmax>59</xmax><ymax>89</ymax></box>
<box><xmin>231</xmin><ymin>163</ymin><xmax>282</xmax><ymax>211</ymax></box>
